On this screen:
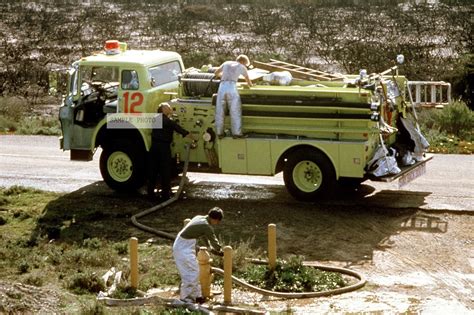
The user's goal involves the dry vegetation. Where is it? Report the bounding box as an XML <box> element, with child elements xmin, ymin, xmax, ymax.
<box><xmin>0</xmin><ymin>0</ymin><xmax>472</xmax><ymax>105</ymax></box>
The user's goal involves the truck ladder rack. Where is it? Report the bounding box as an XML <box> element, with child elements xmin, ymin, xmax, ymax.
<box><xmin>253</xmin><ymin>59</ymin><xmax>345</xmax><ymax>81</ymax></box>
<box><xmin>407</xmin><ymin>81</ymin><xmax>451</xmax><ymax>108</ymax></box>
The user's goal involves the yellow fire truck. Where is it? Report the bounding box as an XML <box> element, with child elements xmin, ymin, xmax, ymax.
<box><xmin>59</xmin><ymin>40</ymin><xmax>441</xmax><ymax>200</ymax></box>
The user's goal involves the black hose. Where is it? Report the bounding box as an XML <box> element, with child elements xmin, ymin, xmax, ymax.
<box><xmin>130</xmin><ymin>144</ymin><xmax>192</xmax><ymax>240</ymax></box>
<box><xmin>181</xmin><ymin>72</ymin><xmax>219</xmax><ymax>97</ymax></box>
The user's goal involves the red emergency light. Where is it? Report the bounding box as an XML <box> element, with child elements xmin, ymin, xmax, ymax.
<box><xmin>104</xmin><ymin>40</ymin><xmax>120</xmax><ymax>55</ymax></box>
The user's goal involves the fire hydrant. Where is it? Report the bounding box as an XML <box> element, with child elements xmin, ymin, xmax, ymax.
<box><xmin>197</xmin><ymin>247</ymin><xmax>212</xmax><ymax>298</ymax></box>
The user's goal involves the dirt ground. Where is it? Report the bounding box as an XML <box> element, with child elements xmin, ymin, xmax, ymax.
<box><xmin>2</xmin><ymin>178</ymin><xmax>470</xmax><ymax>314</ymax></box>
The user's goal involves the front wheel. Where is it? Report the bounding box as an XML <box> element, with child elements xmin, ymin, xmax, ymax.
<box><xmin>99</xmin><ymin>142</ymin><xmax>145</xmax><ymax>191</ymax></box>
<box><xmin>283</xmin><ymin>149</ymin><xmax>336</xmax><ymax>201</ymax></box>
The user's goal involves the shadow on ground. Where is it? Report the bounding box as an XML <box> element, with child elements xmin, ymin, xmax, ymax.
<box><xmin>33</xmin><ymin>180</ymin><xmax>447</xmax><ymax>265</ymax></box>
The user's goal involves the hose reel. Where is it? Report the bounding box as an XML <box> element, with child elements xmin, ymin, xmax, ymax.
<box><xmin>181</xmin><ymin>72</ymin><xmax>220</xmax><ymax>97</ymax></box>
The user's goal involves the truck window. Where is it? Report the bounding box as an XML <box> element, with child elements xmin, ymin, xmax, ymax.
<box><xmin>149</xmin><ymin>61</ymin><xmax>182</xmax><ymax>87</ymax></box>
<box><xmin>121</xmin><ymin>70</ymin><xmax>139</xmax><ymax>90</ymax></box>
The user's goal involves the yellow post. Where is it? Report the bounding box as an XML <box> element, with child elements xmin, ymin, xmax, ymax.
<box><xmin>268</xmin><ymin>224</ymin><xmax>277</xmax><ymax>271</ymax></box>
<box><xmin>197</xmin><ymin>247</ymin><xmax>211</xmax><ymax>298</ymax></box>
<box><xmin>223</xmin><ymin>246</ymin><xmax>233</xmax><ymax>305</ymax></box>
<box><xmin>130</xmin><ymin>237</ymin><xmax>139</xmax><ymax>289</ymax></box>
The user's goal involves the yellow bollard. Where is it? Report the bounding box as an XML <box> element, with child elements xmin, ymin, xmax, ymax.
<box><xmin>184</xmin><ymin>218</ymin><xmax>191</xmax><ymax>226</ymax></box>
<box><xmin>223</xmin><ymin>246</ymin><xmax>233</xmax><ymax>305</ymax></box>
<box><xmin>268</xmin><ymin>224</ymin><xmax>277</xmax><ymax>271</ymax></box>
<box><xmin>130</xmin><ymin>237</ymin><xmax>139</xmax><ymax>289</ymax></box>
<box><xmin>197</xmin><ymin>247</ymin><xmax>211</xmax><ymax>298</ymax></box>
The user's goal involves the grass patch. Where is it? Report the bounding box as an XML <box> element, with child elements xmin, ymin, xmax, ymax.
<box><xmin>0</xmin><ymin>185</ymin><xmax>180</xmax><ymax>313</ymax></box>
<box><xmin>236</xmin><ymin>255</ymin><xmax>346</xmax><ymax>293</ymax></box>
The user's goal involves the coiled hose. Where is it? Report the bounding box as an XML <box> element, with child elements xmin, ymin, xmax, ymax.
<box><xmin>211</xmin><ymin>261</ymin><xmax>366</xmax><ymax>298</ymax></box>
<box><xmin>181</xmin><ymin>72</ymin><xmax>219</xmax><ymax>97</ymax></box>
<box><xmin>130</xmin><ymin>143</ymin><xmax>366</xmax><ymax>299</ymax></box>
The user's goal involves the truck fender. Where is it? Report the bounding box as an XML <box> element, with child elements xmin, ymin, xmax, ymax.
<box><xmin>275</xmin><ymin>144</ymin><xmax>339</xmax><ymax>179</ymax></box>
<box><xmin>91</xmin><ymin>119</ymin><xmax>151</xmax><ymax>151</ymax></box>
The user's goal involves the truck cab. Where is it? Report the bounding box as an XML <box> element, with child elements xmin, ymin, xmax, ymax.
<box><xmin>59</xmin><ymin>40</ymin><xmax>184</xmax><ymax>189</ymax></box>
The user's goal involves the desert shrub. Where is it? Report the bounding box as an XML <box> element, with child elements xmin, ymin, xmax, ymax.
<box><xmin>113</xmin><ymin>242</ymin><xmax>128</xmax><ymax>255</ymax></box>
<box><xmin>62</xmin><ymin>246</ymin><xmax>118</xmax><ymax>269</ymax></box>
<box><xmin>17</xmin><ymin>260</ymin><xmax>30</xmax><ymax>274</ymax></box>
<box><xmin>67</xmin><ymin>270</ymin><xmax>106</xmax><ymax>294</ymax></box>
<box><xmin>0</xmin><ymin>97</ymin><xmax>29</xmax><ymax>120</ymax></box>
<box><xmin>109</xmin><ymin>284</ymin><xmax>138</xmax><ymax>299</ymax></box>
<box><xmin>16</xmin><ymin>116</ymin><xmax>61</xmax><ymax>136</ymax></box>
<box><xmin>24</xmin><ymin>274</ymin><xmax>44</xmax><ymax>287</ymax></box>
<box><xmin>0</xmin><ymin>116</ymin><xmax>18</xmax><ymax>132</ymax></box>
<box><xmin>82</xmin><ymin>238</ymin><xmax>102</xmax><ymax>250</ymax></box>
<box><xmin>434</xmin><ymin>101</ymin><xmax>473</xmax><ymax>139</ymax></box>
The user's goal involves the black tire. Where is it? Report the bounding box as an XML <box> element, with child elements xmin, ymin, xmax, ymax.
<box><xmin>99</xmin><ymin>141</ymin><xmax>145</xmax><ymax>191</ymax></box>
<box><xmin>283</xmin><ymin>148</ymin><xmax>336</xmax><ymax>201</ymax></box>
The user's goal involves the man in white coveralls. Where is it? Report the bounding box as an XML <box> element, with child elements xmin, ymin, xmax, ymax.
<box><xmin>172</xmin><ymin>207</ymin><xmax>224</xmax><ymax>304</ymax></box>
<box><xmin>214</xmin><ymin>54</ymin><xmax>253</xmax><ymax>138</ymax></box>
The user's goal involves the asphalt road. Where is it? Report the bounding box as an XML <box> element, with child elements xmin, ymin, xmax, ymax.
<box><xmin>0</xmin><ymin>135</ymin><xmax>473</xmax><ymax>211</ymax></box>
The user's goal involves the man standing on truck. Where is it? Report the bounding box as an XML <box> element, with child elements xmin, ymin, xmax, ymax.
<box><xmin>147</xmin><ymin>102</ymin><xmax>194</xmax><ymax>200</ymax></box>
<box><xmin>214</xmin><ymin>54</ymin><xmax>253</xmax><ymax>139</ymax></box>
<box><xmin>173</xmin><ymin>207</ymin><xmax>224</xmax><ymax>304</ymax></box>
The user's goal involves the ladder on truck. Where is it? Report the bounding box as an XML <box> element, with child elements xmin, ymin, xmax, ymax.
<box><xmin>407</xmin><ymin>81</ymin><xmax>451</xmax><ymax>108</ymax></box>
<box><xmin>253</xmin><ymin>59</ymin><xmax>344</xmax><ymax>81</ymax></box>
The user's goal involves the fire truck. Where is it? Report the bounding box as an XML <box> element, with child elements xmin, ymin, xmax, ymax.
<box><xmin>58</xmin><ymin>40</ymin><xmax>441</xmax><ymax>200</ymax></box>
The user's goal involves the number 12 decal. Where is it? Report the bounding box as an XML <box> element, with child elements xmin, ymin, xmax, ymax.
<box><xmin>123</xmin><ymin>92</ymin><xmax>143</xmax><ymax>113</ymax></box>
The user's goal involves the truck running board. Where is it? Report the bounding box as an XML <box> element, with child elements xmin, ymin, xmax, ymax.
<box><xmin>369</xmin><ymin>154</ymin><xmax>433</xmax><ymax>188</ymax></box>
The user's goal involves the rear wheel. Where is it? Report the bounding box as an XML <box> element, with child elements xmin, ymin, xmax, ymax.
<box><xmin>283</xmin><ymin>148</ymin><xmax>336</xmax><ymax>201</ymax></box>
<box><xmin>99</xmin><ymin>141</ymin><xmax>145</xmax><ymax>191</ymax></box>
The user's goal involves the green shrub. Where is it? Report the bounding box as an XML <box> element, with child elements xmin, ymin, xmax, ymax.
<box><xmin>434</xmin><ymin>101</ymin><xmax>473</xmax><ymax>139</ymax></box>
<box><xmin>82</xmin><ymin>238</ymin><xmax>102</xmax><ymax>250</ymax></box>
<box><xmin>17</xmin><ymin>116</ymin><xmax>61</xmax><ymax>136</ymax></box>
<box><xmin>24</xmin><ymin>274</ymin><xmax>44</xmax><ymax>287</ymax></box>
<box><xmin>109</xmin><ymin>284</ymin><xmax>138</xmax><ymax>299</ymax></box>
<box><xmin>238</xmin><ymin>255</ymin><xmax>346</xmax><ymax>292</ymax></box>
<box><xmin>67</xmin><ymin>271</ymin><xmax>106</xmax><ymax>294</ymax></box>
<box><xmin>113</xmin><ymin>241</ymin><xmax>128</xmax><ymax>255</ymax></box>
<box><xmin>18</xmin><ymin>260</ymin><xmax>30</xmax><ymax>274</ymax></box>
<box><xmin>0</xmin><ymin>116</ymin><xmax>18</xmax><ymax>132</ymax></box>
<box><xmin>0</xmin><ymin>97</ymin><xmax>29</xmax><ymax>120</ymax></box>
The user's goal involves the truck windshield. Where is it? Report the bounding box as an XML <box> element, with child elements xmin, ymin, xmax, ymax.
<box><xmin>80</xmin><ymin>66</ymin><xmax>119</xmax><ymax>84</ymax></box>
<box><xmin>149</xmin><ymin>61</ymin><xmax>181</xmax><ymax>87</ymax></box>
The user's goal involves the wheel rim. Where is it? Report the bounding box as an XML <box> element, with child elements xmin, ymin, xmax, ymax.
<box><xmin>292</xmin><ymin>160</ymin><xmax>323</xmax><ymax>193</ymax></box>
<box><xmin>107</xmin><ymin>151</ymin><xmax>133</xmax><ymax>182</ymax></box>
